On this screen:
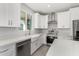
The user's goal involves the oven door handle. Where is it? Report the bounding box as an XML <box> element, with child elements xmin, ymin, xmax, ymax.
<box><xmin>17</xmin><ymin>42</ymin><xmax>28</xmax><ymax>47</ymax></box>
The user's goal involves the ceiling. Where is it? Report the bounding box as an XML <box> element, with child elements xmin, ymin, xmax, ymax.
<box><xmin>26</xmin><ymin>3</ymin><xmax>79</xmax><ymax>13</ymax></box>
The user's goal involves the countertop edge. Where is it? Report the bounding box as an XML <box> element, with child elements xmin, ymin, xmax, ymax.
<box><xmin>0</xmin><ymin>34</ymin><xmax>41</xmax><ymax>46</ymax></box>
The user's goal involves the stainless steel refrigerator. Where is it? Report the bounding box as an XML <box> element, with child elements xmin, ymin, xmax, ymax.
<box><xmin>73</xmin><ymin>20</ymin><xmax>79</xmax><ymax>41</ymax></box>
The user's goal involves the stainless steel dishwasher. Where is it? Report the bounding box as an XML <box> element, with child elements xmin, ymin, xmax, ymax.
<box><xmin>16</xmin><ymin>39</ymin><xmax>31</xmax><ymax>56</ymax></box>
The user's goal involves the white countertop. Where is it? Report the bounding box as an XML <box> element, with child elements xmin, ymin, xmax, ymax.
<box><xmin>0</xmin><ymin>34</ymin><xmax>41</xmax><ymax>46</ymax></box>
<box><xmin>46</xmin><ymin>36</ymin><xmax>79</xmax><ymax>56</ymax></box>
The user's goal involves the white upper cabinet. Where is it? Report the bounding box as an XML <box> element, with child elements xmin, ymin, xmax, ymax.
<box><xmin>42</xmin><ymin>15</ymin><xmax>48</xmax><ymax>28</ymax></box>
<box><xmin>57</xmin><ymin>11</ymin><xmax>70</xmax><ymax>28</ymax></box>
<box><xmin>7</xmin><ymin>4</ymin><xmax>20</xmax><ymax>27</ymax></box>
<box><xmin>0</xmin><ymin>3</ymin><xmax>20</xmax><ymax>27</ymax></box>
<box><xmin>70</xmin><ymin>7</ymin><xmax>79</xmax><ymax>20</ymax></box>
<box><xmin>0</xmin><ymin>4</ymin><xmax>8</xmax><ymax>27</ymax></box>
<box><xmin>33</xmin><ymin>13</ymin><xmax>40</xmax><ymax>28</ymax></box>
<box><xmin>33</xmin><ymin>13</ymin><xmax>48</xmax><ymax>28</ymax></box>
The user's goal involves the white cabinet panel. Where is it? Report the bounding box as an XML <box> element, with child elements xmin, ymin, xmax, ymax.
<box><xmin>40</xmin><ymin>15</ymin><xmax>48</xmax><ymax>28</ymax></box>
<box><xmin>31</xmin><ymin>35</ymin><xmax>42</xmax><ymax>54</ymax></box>
<box><xmin>40</xmin><ymin>15</ymin><xmax>46</xmax><ymax>28</ymax></box>
<box><xmin>0</xmin><ymin>49</ymin><xmax>15</xmax><ymax>56</ymax></box>
<box><xmin>31</xmin><ymin>42</ymin><xmax>37</xmax><ymax>54</ymax></box>
<box><xmin>37</xmin><ymin>38</ymin><xmax>42</xmax><ymax>48</ymax></box>
<box><xmin>33</xmin><ymin>13</ymin><xmax>48</xmax><ymax>28</ymax></box>
<box><xmin>44</xmin><ymin>15</ymin><xmax>48</xmax><ymax>28</ymax></box>
<box><xmin>0</xmin><ymin>44</ymin><xmax>16</xmax><ymax>56</ymax></box>
<box><xmin>33</xmin><ymin>13</ymin><xmax>39</xmax><ymax>28</ymax></box>
<box><xmin>7</xmin><ymin>4</ymin><xmax>20</xmax><ymax>27</ymax></box>
<box><xmin>57</xmin><ymin>11</ymin><xmax>70</xmax><ymax>28</ymax></box>
<box><xmin>57</xmin><ymin>12</ymin><xmax>63</xmax><ymax>28</ymax></box>
<box><xmin>0</xmin><ymin>3</ymin><xmax>20</xmax><ymax>27</ymax></box>
<box><xmin>0</xmin><ymin>4</ymin><xmax>8</xmax><ymax>27</ymax></box>
<box><xmin>70</xmin><ymin>7</ymin><xmax>79</xmax><ymax>20</ymax></box>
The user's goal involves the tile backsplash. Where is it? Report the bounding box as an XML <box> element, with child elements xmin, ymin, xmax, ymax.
<box><xmin>0</xmin><ymin>28</ymin><xmax>23</xmax><ymax>39</ymax></box>
<box><xmin>0</xmin><ymin>27</ymin><xmax>43</xmax><ymax>39</ymax></box>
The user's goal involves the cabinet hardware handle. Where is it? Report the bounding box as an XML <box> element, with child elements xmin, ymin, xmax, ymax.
<box><xmin>8</xmin><ymin>20</ymin><xmax>10</xmax><ymax>25</ymax></box>
<box><xmin>11</xmin><ymin>20</ymin><xmax>12</xmax><ymax>25</ymax></box>
<box><xmin>0</xmin><ymin>49</ymin><xmax>8</xmax><ymax>53</ymax></box>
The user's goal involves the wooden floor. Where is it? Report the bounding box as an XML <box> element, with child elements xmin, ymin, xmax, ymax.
<box><xmin>32</xmin><ymin>44</ymin><xmax>50</xmax><ymax>56</ymax></box>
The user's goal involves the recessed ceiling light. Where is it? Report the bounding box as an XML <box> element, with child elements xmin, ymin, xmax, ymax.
<box><xmin>48</xmin><ymin>5</ymin><xmax>51</xmax><ymax>7</ymax></box>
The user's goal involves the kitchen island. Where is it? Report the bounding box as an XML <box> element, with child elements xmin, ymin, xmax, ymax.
<box><xmin>46</xmin><ymin>36</ymin><xmax>79</xmax><ymax>56</ymax></box>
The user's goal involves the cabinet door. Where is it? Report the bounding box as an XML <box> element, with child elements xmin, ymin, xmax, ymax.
<box><xmin>0</xmin><ymin>3</ymin><xmax>20</xmax><ymax>27</ymax></box>
<box><xmin>7</xmin><ymin>3</ymin><xmax>20</xmax><ymax>27</ymax></box>
<box><xmin>57</xmin><ymin>12</ymin><xmax>64</xmax><ymax>28</ymax></box>
<box><xmin>0</xmin><ymin>4</ymin><xmax>8</xmax><ymax>27</ymax></box>
<box><xmin>33</xmin><ymin>13</ymin><xmax>39</xmax><ymax>28</ymax></box>
<box><xmin>16</xmin><ymin>39</ymin><xmax>31</xmax><ymax>56</ymax></box>
<box><xmin>57</xmin><ymin>11</ymin><xmax>70</xmax><ymax>28</ymax></box>
<box><xmin>31</xmin><ymin>36</ymin><xmax>42</xmax><ymax>54</ymax></box>
<box><xmin>0</xmin><ymin>44</ymin><xmax>16</xmax><ymax>56</ymax></box>
<box><xmin>70</xmin><ymin>7</ymin><xmax>79</xmax><ymax>20</ymax></box>
<box><xmin>37</xmin><ymin>36</ymin><xmax>42</xmax><ymax>48</ymax></box>
<box><xmin>44</xmin><ymin>15</ymin><xmax>48</xmax><ymax>28</ymax></box>
<box><xmin>31</xmin><ymin>41</ymin><xmax>37</xmax><ymax>54</ymax></box>
<box><xmin>63</xmin><ymin>11</ymin><xmax>70</xmax><ymax>28</ymax></box>
<box><xmin>39</xmin><ymin>15</ymin><xmax>43</xmax><ymax>28</ymax></box>
<box><xmin>41</xmin><ymin>16</ymin><xmax>45</xmax><ymax>28</ymax></box>
<box><xmin>40</xmin><ymin>15</ymin><xmax>48</xmax><ymax>28</ymax></box>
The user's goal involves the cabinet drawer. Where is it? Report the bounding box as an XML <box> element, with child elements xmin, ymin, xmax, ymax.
<box><xmin>31</xmin><ymin>39</ymin><xmax>42</xmax><ymax>54</ymax></box>
<box><xmin>0</xmin><ymin>44</ymin><xmax>14</xmax><ymax>51</ymax></box>
<box><xmin>31</xmin><ymin>37</ymin><xmax>39</xmax><ymax>43</ymax></box>
<box><xmin>31</xmin><ymin>42</ymin><xmax>37</xmax><ymax>54</ymax></box>
<box><xmin>37</xmin><ymin>39</ymin><xmax>42</xmax><ymax>48</ymax></box>
<box><xmin>0</xmin><ymin>48</ymin><xmax>14</xmax><ymax>56</ymax></box>
<box><xmin>0</xmin><ymin>44</ymin><xmax>16</xmax><ymax>56</ymax></box>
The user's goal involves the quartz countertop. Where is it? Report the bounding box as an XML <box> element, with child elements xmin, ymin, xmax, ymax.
<box><xmin>0</xmin><ymin>34</ymin><xmax>41</xmax><ymax>46</ymax></box>
<box><xmin>46</xmin><ymin>36</ymin><xmax>79</xmax><ymax>56</ymax></box>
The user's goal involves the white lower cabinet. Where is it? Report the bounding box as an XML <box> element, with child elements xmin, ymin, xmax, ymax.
<box><xmin>0</xmin><ymin>44</ymin><xmax>16</xmax><ymax>56</ymax></box>
<box><xmin>31</xmin><ymin>41</ymin><xmax>37</xmax><ymax>54</ymax></box>
<box><xmin>31</xmin><ymin>36</ymin><xmax>42</xmax><ymax>54</ymax></box>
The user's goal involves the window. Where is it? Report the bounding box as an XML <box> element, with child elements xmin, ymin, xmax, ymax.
<box><xmin>19</xmin><ymin>10</ymin><xmax>26</xmax><ymax>31</ymax></box>
<box><xmin>27</xmin><ymin>14</ymin><xmax>32</xmax><ymax>30</ymax></box>
<box><xmin>19</xmin><ymin>10</ymin><xmax>32</xmax><ymax>31</ymax></box>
